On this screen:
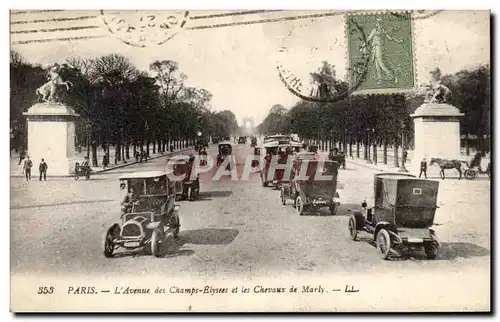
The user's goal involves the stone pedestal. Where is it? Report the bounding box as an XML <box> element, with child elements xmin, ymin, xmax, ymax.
<box><xmin>23</xmin><ymin>102</ymin><xmax>79</xmax><ymax>176</ymax></box>
<box><xmin>409</xmin><ymin>103</ymin><xmax>464</xmax><ymax>175</ymax></box>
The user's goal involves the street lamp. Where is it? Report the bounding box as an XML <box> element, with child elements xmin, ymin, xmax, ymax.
<box><xmin>366</xmin><ymin>128</ymin><xmax>371</xmax><ymax>163</ymax></box>
<box><xmin>398</xmin><ymin>121</ymin><xmax>408</xmax><ymax>172</ymax></box>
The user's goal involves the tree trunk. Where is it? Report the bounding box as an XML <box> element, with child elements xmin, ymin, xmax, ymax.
<box><xmin>152</xmin><ymin>138</ymin><xmax>156</xmax><ymax>154</ymax></box>
<box><xmin>91</xmin><ymin>141</ymin><xmax>98</xmax><ymax>167</ymax></box>
<box><xmin>356</xmin><ymin>137</ymin><xmax>360</xmax><ymax>158</ymax></box>
<box><xmin>125</xmin><ymin>142</ymin><xmax>130</xmax><ymax>159</ymax></box>
<box><xmin>394</xmin><ymin>134</ymin><xmax>400</xmax><ymax>168</ymax></box>
<box><xmin>383</xmin><ymin>138</ymin><xmax>388</xmax><ymax>164</ymax></box>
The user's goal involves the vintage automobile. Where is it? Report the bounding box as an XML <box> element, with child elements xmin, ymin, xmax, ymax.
<box><xmin>212</xmin><ymin>137</ymin><xmax>220</xmax><ymax>144</ymax></box>
<box><xmin>307</xmin><ymin>145</ymin><xmax>319</xmax><ymax>153</ymax></box>
<box><xmin>463</xmin><ymin>152</ymin><xmax>491</xmax><ymax>180</ymax></box>
<box><xmin>260</xmin><ymin>140</ymin><xmax>302</xmax><ymax>187</ymax></box>
<box><xmin>103</xmin><ymin>171</ymin><xmax>181</xmax><ymax>258</ymax></box>
<box><xmin>170</xmin><ymin>157</ymin><xmax>200</xmax><ymax>201</ymax></box>
<box><xmin>250</xmin><ymin>137</ymin><xmax>258</xmax><ymax>147</ymax></box>
<box><xmin>238</xmin><ymin>136</ymin><xmax>247</xmax><ymax>144</ymax></box>
<box><xmin>348</xmin><ymin>173</ymin><xmax>440</xmax><ymax>260</ymax></box>
<box><xmin>280</xmin><ymin>153</ymin><xmax>341</xmax><ymax>216</ymax></box>
<box><xmin>328</xmin><ymin>149</ymin><xmax>346</xmax><ymax>170</ymax></box>
<box><xmin>74</xmin><ymin>162</ymin><xmax>92</xmax><ymax>180</ymax></box>
<box><xmin>216</xmin><ymin>142</ymin><xmax>233</xmax><ymax>168</ymax></box>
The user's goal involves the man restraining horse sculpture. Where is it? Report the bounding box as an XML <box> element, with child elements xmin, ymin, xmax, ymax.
<box><xmin>422</xmin><ymin>70</ymin><xmax>452</xmax><ymax>104</ymax></box>
<box><xmin>36</xmin><ymin>63</ymin><xmax>73</xmax><ymax>103</ymax></box>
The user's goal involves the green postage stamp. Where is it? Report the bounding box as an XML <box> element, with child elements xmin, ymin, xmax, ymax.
<box><xmin>347</xmin><ymin>12</ymin><xmax>415</xmax><ymax>94</ymax></box>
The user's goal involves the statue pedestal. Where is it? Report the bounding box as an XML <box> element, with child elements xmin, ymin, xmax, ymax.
<box><xmin>23</xmin><ymin>102</ymin><xmax>79</xmax><ymax>176</ymax></box>
<box><xmin>409</xmin><ymin>103</ymin><xmax>464</xmax><ymax>175</ymax></box>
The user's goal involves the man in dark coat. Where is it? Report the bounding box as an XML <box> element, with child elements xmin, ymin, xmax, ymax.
<box><xmin>419</xmin><ymin>158</ymin><xmax>427</xmax><ymax>179</ymax></box>
<box><xmin>39</xmin><ymin>158</ymin><xmax>48</xmax><ymax>181</ymax></box>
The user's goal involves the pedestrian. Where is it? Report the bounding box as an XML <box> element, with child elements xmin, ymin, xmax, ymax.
<box><xmin>23</xmin><ymin>155</ymin><xmax>33</xmax><ymax>181</ymax></box>
<box><xmin>103</xmin><ymin>151</ymin><xmax>109</xmax><ymax>169</ymax></box>
<box><xmin>39</xmin><ymin>158</ymin><xmax>48</xmax><ymax>181</ymax></box>
<box><xmin>403</xmin><ymin>148</ymin><xmax>408</xmax><ymax>165</ymax></box>
<box><xmin>18</xmin><ymin>149</ymin><xmax>25</xmax><ymax>165</ymax></box>
<box><xmin>169</xmin><ymin>144</ymin><xmax>174</xmax><ymax>152</ymax></box>
<box><xmin>419</xmin><ymin>158</ymin><xmax>427</xmax><ymax>179</ymax></box>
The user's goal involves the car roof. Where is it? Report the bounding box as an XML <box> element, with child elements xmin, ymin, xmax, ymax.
<box><xmin>119</xmin><ymin>171</ymin><xmax>167</xmax><ymax>180</ymax></box>
<box><xmin>375</xmin><ymin>173</ymin><xmax>417</xmax><ymax>180</ymax></box>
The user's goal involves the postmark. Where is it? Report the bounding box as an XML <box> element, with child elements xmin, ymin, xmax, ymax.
<box><xmin>275</xmin><ymin>14</ymin><xmax>370</xmax><ymax>103</ymax></box>
<box><xmin>347</xmin><ymin>12</ymin><xmax>415</xmax><ymax>94</ymax></box>
<box><xmin>100</xmin><ymin>10</ymin><xmax>190</xmax><ymax>48</ymax></box>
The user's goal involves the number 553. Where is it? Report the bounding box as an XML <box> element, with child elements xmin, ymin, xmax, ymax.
<box><xmin>37</xmin><ymin>286</ymin><xmax>54</xmax><ymax>294</ymax></box>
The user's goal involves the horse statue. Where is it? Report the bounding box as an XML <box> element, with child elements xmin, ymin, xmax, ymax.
<box><xmin>36</xmin><ymin>63</ymin><xmax>72</xmax><ymax>103</ymax></box>
<box><xmin>429</xmin><ymin>158</ymin><xmax>467</xmax><ymax>180</ymax></box>
<box><xmin>421</xmin><ymin>69</ymin><xmax>452</xmax><ymax>104</ymax></box>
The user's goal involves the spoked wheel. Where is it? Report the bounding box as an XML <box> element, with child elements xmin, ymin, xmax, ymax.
<box><xmin>295</xmin><ymin>196</ymin><xmax>304</xmax><ymax>216</ymax></box>
<box><xmin>464</xmin><ymin>169</ymin><xmax>476</xmax><ymax>180</ymax></box>
<box><xmin>280</xmin><ymin>188</ymin><xmax>286</xmax><ymax>205</ymax></box>
<box><xmin>376</xmin><ymin>229</ymin><xmax>392</xmax><ymax>260</ymax></box>
<box><xmin>171</xmin><ymin>214</ymin><xmax>180</xmax><ymax>239</ymax></box>
<box><xmin>348</xmin><ymin>215</ymin><xmax>358</xmax><ymax>241</ymax></box>
<box><xmin>103</xmin><ymin>224</ymin><xmax>119</xmax><ymax>258</ymax></box>
<box><xmin>74</xmin><ymin>175</ymin><xmax>79</xmax><ymax>181</ymax></box>
<box><xmin>150</xmin><ymin>228</ymin><xmax>162</xmax><ymax>257</ymax></box>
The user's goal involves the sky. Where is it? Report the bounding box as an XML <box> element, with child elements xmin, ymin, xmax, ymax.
<box><xmin>11</xmin><ymin>10</ymin><xmax>490</xmax><ymax>125</ymax></box>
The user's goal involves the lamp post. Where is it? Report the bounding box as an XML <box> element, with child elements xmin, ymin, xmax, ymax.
<box><xmin>366</xmin><ymin>128</ymin><xmax>371</xmax><ymax>163</ymax></box>
<box><xmin>398</xmin><ymin>121</ymin><xmax>408</xmax><ymax>172</ymax></box>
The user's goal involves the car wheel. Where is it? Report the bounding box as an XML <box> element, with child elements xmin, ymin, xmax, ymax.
<box><xmin>74</xmin><ymin>175</ymin><xmax>79</xmax><ymax>181</ymax></box>
<box><xmin>280</xmin><ymin>188</ymin><xmax>286</xmax><ymax>205</ymax></box>
<box><xmin>376</xmin><ymin>229</ymin><xmax>392</xmax><ymax>260</ymax></box>
<box><xmin>348</xmin><ymin>215</ymin><xmax>358</xmax><ymax>241</ymax></box>
<box><xmin>295</xmin><ymin>196</ymin><xmax>304</xmax><ymax>216</ymax></box>
<box><xmin>103</xmin><ymin>224</ymin><xmax>119</xmax><ymax>258</ymax></box>
<box><xmin>424</xmin><ymin>241</ymin><xmax>439</xmax><ymax>259</ymax></box>
<box><xmin>150</xmin><ymin>228</ymin><xmax>162</xmax><ymax>257</ymax></box>
<box><xmin>86</xmin><ymin>173</ymin><xmax>90</xmax><ymax>180</ymax></box>
<box><xmin>329</xmin><ymin>203</ymin><xmax>338</xmax><ymax>216</ymax></box>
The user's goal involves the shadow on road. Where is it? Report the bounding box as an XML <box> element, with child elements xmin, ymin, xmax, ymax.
<box><xmin>438</xmin><ymin>242</ymin><xmax>490</xmax><ymax>260</ymax></box>
<box><xmin>364</xmin><ymin>240</ymin><xmax>490</xmax><ymax>261</ymax></box>
<box><xmin>159</xmin><ymin>228</ymin><xmax>239</xmax><ymax>258</ymax></box>
<box><xmin>180</xmin><ymin>228</ymin><xmax>239</xmax><ymax>245</ymax></box>
<box><xmin>199</xmin><ymin>190</ymin><xmax>233</xmax><ymax>199</ymax></box>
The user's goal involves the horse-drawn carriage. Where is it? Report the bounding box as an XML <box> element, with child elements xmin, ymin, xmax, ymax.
<box><xmin>430</xmin><ymin>152</ymin><xmax>491</xmax><ymax>180</ymax></box>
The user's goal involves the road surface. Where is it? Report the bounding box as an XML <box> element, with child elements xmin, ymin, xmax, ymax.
<box><xmin>11</xmin><ymin>142</ymin><xmax>490</xmax><ymax>280</ymax></box>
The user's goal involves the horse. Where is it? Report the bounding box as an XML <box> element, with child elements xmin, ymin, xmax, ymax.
<box><xmin>429</xmin><ymin>158</ymin><xmax>466</xmax><ymax>180</ymax></box>
<box><xmin>36</xmin><ymin>76</ymin><xmax>72</xmax><ymax>102</ymax></box>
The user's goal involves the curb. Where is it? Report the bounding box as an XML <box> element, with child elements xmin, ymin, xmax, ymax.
<box><xmin>10</xmin><ymin>147</ymin><xmax>196</xmax><ymax>178</ymax></box>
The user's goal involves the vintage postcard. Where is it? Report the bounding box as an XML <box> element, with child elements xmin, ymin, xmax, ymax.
<box><xmin>10</xmin><ymin>9</ymin><xmax>491</xmax><ymax>312</ymax></box>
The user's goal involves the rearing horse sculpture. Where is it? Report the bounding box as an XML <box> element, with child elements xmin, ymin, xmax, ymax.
<box><xmin>36</xmin><ymin>63</ymin><xmax>72</xmax><ymax>103</ymax></box>
<box><xmin>429</xmin><ymin>158</ymin><xmax>467</xmax><ymax>180</ymax></box>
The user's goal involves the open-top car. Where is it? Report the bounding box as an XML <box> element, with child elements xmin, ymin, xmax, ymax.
<box><xmin>170</xmin><ymin>156</ymin><xmax>200</xmax><ymax>201</ymax></box>
<box><xmin>328</xmin><ymin>148</ymin><xmax>346</xmax><ymax>170</ymax></box>
<box><xmin>250</xmin><ymin>137</ymin><xmax>258</xmax><ymax>147</ymax></box>
<box><xmin>216</xmin><ymin>141</ymin><xmax>233</xmax><ymax>168</ymax></box>
<box><xmin>238</xmin><ymin>136</ymin><xmax>246</xmax><ymax>144</ymax></box>
<box><xmin>280</xmin><ymin>153</ymin><xmax>341</xmax><ymax>215</ymax></box>
<box><xmin>103</xmin><ymin>171</ymin><xmax>181</xmax><ymax>258</ymax></box>
<box><xmin>260</xmin><ymin>139</ymin><xmax>302</xmax><ymax>187</ymax></box>
<box><xmin>348</xmin><ymin>173</ymin><xmax>440</xmax><ymax>260</ymax></box>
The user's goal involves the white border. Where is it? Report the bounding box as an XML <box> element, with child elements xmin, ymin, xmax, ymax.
<box><xmin>3</xmin><ymin>0</ymin><xmax>497</xmax><ymax>320</ymax></box>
